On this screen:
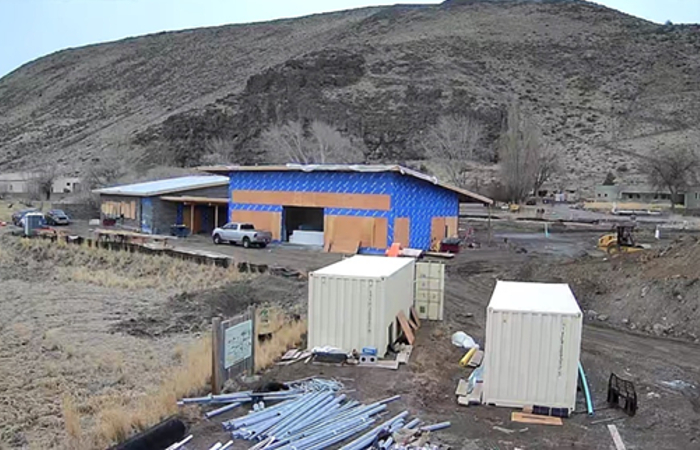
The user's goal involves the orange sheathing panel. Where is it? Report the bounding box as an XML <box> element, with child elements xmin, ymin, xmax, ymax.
<box><xmin>431</xmin><ymin>217</ymin><xmax>447</xmax><ymax>250</ymax></box>
<box><xmin>231</xmin><ymin>210</ymin><xmax>282</xmax><ymax>240</ymax></box>
<box><xmin>394</xmin><ymin>217</ymin><xmax>410</xmax><ymax>247</ymax></box>
<box><xmin>325</xmin><ymin>215</ymin><xmax>386</xmax><ymax>251</ymax></box>
<box><xmin>232</xmin><ymin>190</ymin><xmax>390</xmax><ymax>211</ymax></box>
<box><xmin>331</xmin><ymin>239</ymin><xmax>360</xmax><ymax>254</ymax></box>
<box><xmin>446</xmin><ymin>217</ymin><xmax>458</xmax><ymax>238</ymax></box>
<box><xmin>373</xmin><ymin>217</ymin><xmax>388</xmax><ymax>249</ymax></box>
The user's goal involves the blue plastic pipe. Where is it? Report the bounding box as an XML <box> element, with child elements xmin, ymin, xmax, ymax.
<box><xmin>578</xmin><ymin>361</ymin><xmax>594</xmax><ymax>416</ymax></box>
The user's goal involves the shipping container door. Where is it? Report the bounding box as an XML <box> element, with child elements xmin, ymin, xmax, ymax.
<box><xmin>414</xmin><ymin>261</ymin><xmax>444</xmax><ymax>320</ymax></box>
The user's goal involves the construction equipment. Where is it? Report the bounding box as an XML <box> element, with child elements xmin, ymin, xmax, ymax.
<box><xmin>597</xmin><ymin>224</ymin><xmax>646</xmax><ymax>254</ymax></box>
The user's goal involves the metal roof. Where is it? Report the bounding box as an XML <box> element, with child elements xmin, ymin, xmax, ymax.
<box><xmin>198</xmin><ymin>164</ymin><xmax>493</xmax><ymax>204</ymax></box>
<box><xmin>488</xmin><ymin>280</ymin><xmax>582</xmax><ymax>316</ymax></box>
<box><xmin>93</xmin><ymin>175</ymin><xmax>229</xmax><ymax>197</ymax></box>
<box><xmin>312</xmin><ymin>255</ymin><xmax>414</xmax><ymax>278</ymax></box>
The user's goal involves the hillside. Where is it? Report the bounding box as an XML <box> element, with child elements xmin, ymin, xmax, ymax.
<box><xmin>1</xmin><ymin>0</ymin><xmax>700</xmax><ymax>194</ymax></box>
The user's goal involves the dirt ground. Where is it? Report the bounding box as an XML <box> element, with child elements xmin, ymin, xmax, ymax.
<box><xmin>3</xmin><ymin>226</ymin><xmax>700</xmax><ymax>449</ymax></box>
<box><xmin>184</xmin><ymin>239</ymin><xmax>700</xmax><ymax>450</ymax></box>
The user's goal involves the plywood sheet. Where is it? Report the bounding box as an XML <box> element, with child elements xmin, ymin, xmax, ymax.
<box><xmin>324</xmin><ymin>215</ymin><xmax>387</xmax><ymax>251</ymax></box>
<box><xmin>231</xmin><ymin>210</ymin><xmax>282</xmax><ymax>240</ymax></box>
<box><xmin>373</xmin><ymin>217</ymin><xmax>388</xmax><ymax>249</ymax></box>
<box><xmin>511</xmin><ymin>412</ymin><xmax>563</xmax><ymax>426</ymax></box>
<box><xmin>446</xmin><ymin>216</ymin><xmax>458</xmax><ymax>238</ymax></box>
<box><xmin>394</xmin><ymin>217</ymin><xmax>410</xmax><ymax>247</ymax></box>
<box><xmin>331</xmin><ymin>239</ymin><xmax>360</xmax><ymax>254</ymax></box>
<box><xmin>397</xmin><ymin>311</ymin><xmax>415</xmax><ymax>345</ymax></box>
<box><xmin>232</xmin><ymin>190</ymin><xmax>391</xmax><ymax>211</ymax></box>
<box><xmin>431</xmin><ymin>217</ymin><xmax>447</xmax><ymax>250</ymax></box>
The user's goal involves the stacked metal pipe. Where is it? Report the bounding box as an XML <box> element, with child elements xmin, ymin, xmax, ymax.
<box><xmin>178</xmin><ymin>378</ymin><xmax>450</xmax><ymax>450</ymax></box>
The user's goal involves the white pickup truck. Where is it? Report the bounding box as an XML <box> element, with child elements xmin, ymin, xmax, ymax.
<box><xmin>211</xmin><ymin>222</ymin><xmax>272</xmax><ymax>248</ymax></box>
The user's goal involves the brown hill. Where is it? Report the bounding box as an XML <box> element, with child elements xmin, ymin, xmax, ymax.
<box><xmin>1</xmin><ymin>0</ymin><xmax>699</xmax><ymax>193</ymax></box>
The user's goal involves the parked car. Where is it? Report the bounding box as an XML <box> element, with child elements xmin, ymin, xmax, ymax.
<box><xmin>12</xmin><ymin>208</ymin><xmax>39</xmax><ymax>226</ymax></box>
<box><xmin>212</xmin><ymin>222</ymin><xmax>272</xmax><ymax>248</ymax></box>
<box><xmin>45</xmin><ymin>209</ymin><xmax>71</xmax><ymax>226</ymax></box>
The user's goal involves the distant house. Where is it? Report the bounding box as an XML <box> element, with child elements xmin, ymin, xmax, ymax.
<box><xmin>0</xmin><ymin>172</ymin><xmax>82</xmax><ymax>198</ymax></box>
<box><xmin>93</xmin><ymin>175</ymin><xmax>230</xmax><ymax>235</ymax></box>
<box><xmin>594</xmin><ymin>184</ymin><xmax>678</xmax><ymax>204</ymax></box>
<box><xmin>0</xmin><ymin>172</ymin><xmax>34</xmax><ymax>195</ymax></box>
<box><xmin>52</xmin><ymin>177</ymin><xmax>82</xmax><ymax>194</ymax></box>
<box><xmin>684</xmin><ymin>187</ymin><xmax>700</xmax><ymax>210</ymax></box>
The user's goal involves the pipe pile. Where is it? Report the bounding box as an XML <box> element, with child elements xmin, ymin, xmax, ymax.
<box><xmin>179</xmin><ymin>379</ymin><xmax>450</xmax><ymax>450</ymax></box>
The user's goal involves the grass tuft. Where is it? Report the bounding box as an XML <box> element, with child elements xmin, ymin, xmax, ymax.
<box><xmin>255</xmin><ymin>316</ymin><xmax>307</xmax><ymax>371</ymax></box>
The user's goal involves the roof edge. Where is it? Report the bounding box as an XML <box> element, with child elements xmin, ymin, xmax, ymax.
<box><xmin>93</xmin><ymin>176</ymin><xmax>228</xmax><ymax>197</ymax></box>
<box><xmin>198</xmin><ymin>164</ymin><xmax>493</xmax><ymax>205</ymax></box>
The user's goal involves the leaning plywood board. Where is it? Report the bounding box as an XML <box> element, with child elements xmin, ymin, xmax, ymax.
<box><xmin>397</xmin><ymin>311</ymin><xmax>415</xmax><ymax>345</ymax></box>
<box><xmin>511</xmin><ymin>412</ymin><xmax>563</xmax><ymax>426</ymax></box>
<box><xmin>410</xmin><ymin>306</ymin><xmax>421</xmax><ymax>328</ymax></box>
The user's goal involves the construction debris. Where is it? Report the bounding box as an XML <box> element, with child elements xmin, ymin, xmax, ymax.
<box><xmin>511</xmin><ymin>412</ymin><xmax>563</xmax><ymax>426</ymax></box>
<box><xmin>607</xmin><ymin>424</ymin><xmax>627</xmax><ymax>450</ymax></box>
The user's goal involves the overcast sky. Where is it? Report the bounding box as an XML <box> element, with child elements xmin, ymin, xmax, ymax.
<box><xmin>1</xmin><ymin>0</ymin><xmax>699</xmax><ymax>78</ymax></box>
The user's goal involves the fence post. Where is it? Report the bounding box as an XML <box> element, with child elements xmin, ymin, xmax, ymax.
<box><xmin>212</xmin><ymin>316</ymin><xmax>223</xmax><ymax>395</ymax></box>
<box><xmin>249</xmin><ymin>305</ymin><xmax>256</xmax><ymax>376</ymax></box>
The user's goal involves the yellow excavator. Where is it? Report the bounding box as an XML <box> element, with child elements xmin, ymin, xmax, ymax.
<box><xmin>597</xmin><ymin>224</ymin><xmax>647</xmax><ymax>254</ymax></box>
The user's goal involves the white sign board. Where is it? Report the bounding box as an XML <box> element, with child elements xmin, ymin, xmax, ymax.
<box><xmin>224</xmin><ymin>320</ymin><xmax>253</xmax><ymax>369</ymax></box>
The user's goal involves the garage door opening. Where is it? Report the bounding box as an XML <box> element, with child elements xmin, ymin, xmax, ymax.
<box><xmin>283</xmin><ymin>206</ymin><xmax>324</xmax><ymax>246</ymax></box>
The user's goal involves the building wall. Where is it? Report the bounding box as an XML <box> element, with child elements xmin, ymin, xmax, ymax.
<box><xmin>99</xmin><ymin>194</ymin><xmax>141</xmax><ymax>231</ymax></box>
<box><xmin>391</xmin><ymin>175</ymin><xmax>459</xmax><ymax>249</ymax></box>
<box><xmin>685</xmin><ymin>190</ymin><xmax>700</xmax><ymax>209</ymax></box>
<box><xmin>228</xmin><ymin>171</ymin><xmax>459</xmax><ymax>251</ymax></box>
<box><xmin>594</xmin><ymin>185</ymin><xmax>621</xmax><ymax>200</ymax></box>
<box><xmin>147</xmin><ymin>197</ymin><xmax>179</xmax><ymax>235</ymax></box>
<box><xmin>174</xmin><ymin>185</ymin><xmax>228</xmax><ymax>198</ymax></box>
<box><xmin>52</xmin><ymin>177</ymin><xmax>82</xmax><ymax>194</ymax></box>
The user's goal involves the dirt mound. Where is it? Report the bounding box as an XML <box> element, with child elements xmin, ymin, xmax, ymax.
<box><xmin>113</xmin><ymin>275</ymin><xmax>307</xmax><ymax>337</ymax></box>
<box><xmin>516</xmin><ymin>236</ymin><xmax>700</xmax><ymax>342</ymax></box>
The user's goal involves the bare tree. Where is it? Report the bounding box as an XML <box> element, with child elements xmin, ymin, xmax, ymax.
<box><xmin>421</xmin><ymin>115</ymin><xmax>488</xmax><ymax>188</ymax></box>
<box><xmin>498</xmin><ymin>102</ymin><xmax>544</xmax><ymax>202</ymax></box>
<box><xmin>532</xmin><ymin>145</ymin><xmax>560</xmax><ymax>197</ymax></box>
<box><xmin>200</xmin><ymin>137</ymin><xmax>235</xmax><ymax>165</ymax></box>
<box><xmin>260</xmin><ymin>120</ymin><xmax>364</xmax><ymax>164</ymax></box>
<box><xmin>640</xmin><ymin>146</ymin><xmax>699</xmax><ymax>209</ymax></box>
<box><xmin>84</xmin><ymin>152</ymin><xmax>130</xmax><ymax>189</ymax></box>
<box><xmin>260</xmin><ymin>121</ymin><xmax>307</xmax><ymax>163</ymax></box>
<box><xmin>32</xmin><ymin>165</ymin><xmax>59</xmax><ymax>201</ymax></box>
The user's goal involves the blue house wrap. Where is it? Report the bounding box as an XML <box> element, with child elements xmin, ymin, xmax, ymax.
<box><xmin>202</xmin><ymin>165</ymin><xmax>491</xmax><ymax>252</ymax></box>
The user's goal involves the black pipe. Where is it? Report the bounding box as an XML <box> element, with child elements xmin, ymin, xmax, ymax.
<box><xmin>109</xmin><ymin>416</ymin><xmax>186</xmax><ymax>450</ymax></box>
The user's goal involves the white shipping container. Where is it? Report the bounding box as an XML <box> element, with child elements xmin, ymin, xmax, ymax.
<box><xmin>483</xmin><ymin>281</ymin><xmax>583</xmax><ymax>412</ymax></box>
<box><xmin>308</xmin><ymin>255</ymin><xmax>415</xmax><ymax>353</ymax></box>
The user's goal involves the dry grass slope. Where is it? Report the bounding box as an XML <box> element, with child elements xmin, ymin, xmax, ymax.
<box><xmin>62</xmin><ymin>337</ymin><xmax>211</xmax><ymax>449</ymax></box>
<box><xmin>2</xmin><ymin>236</ymin><xmax>249</xmax><ymax>291</ymax></box>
